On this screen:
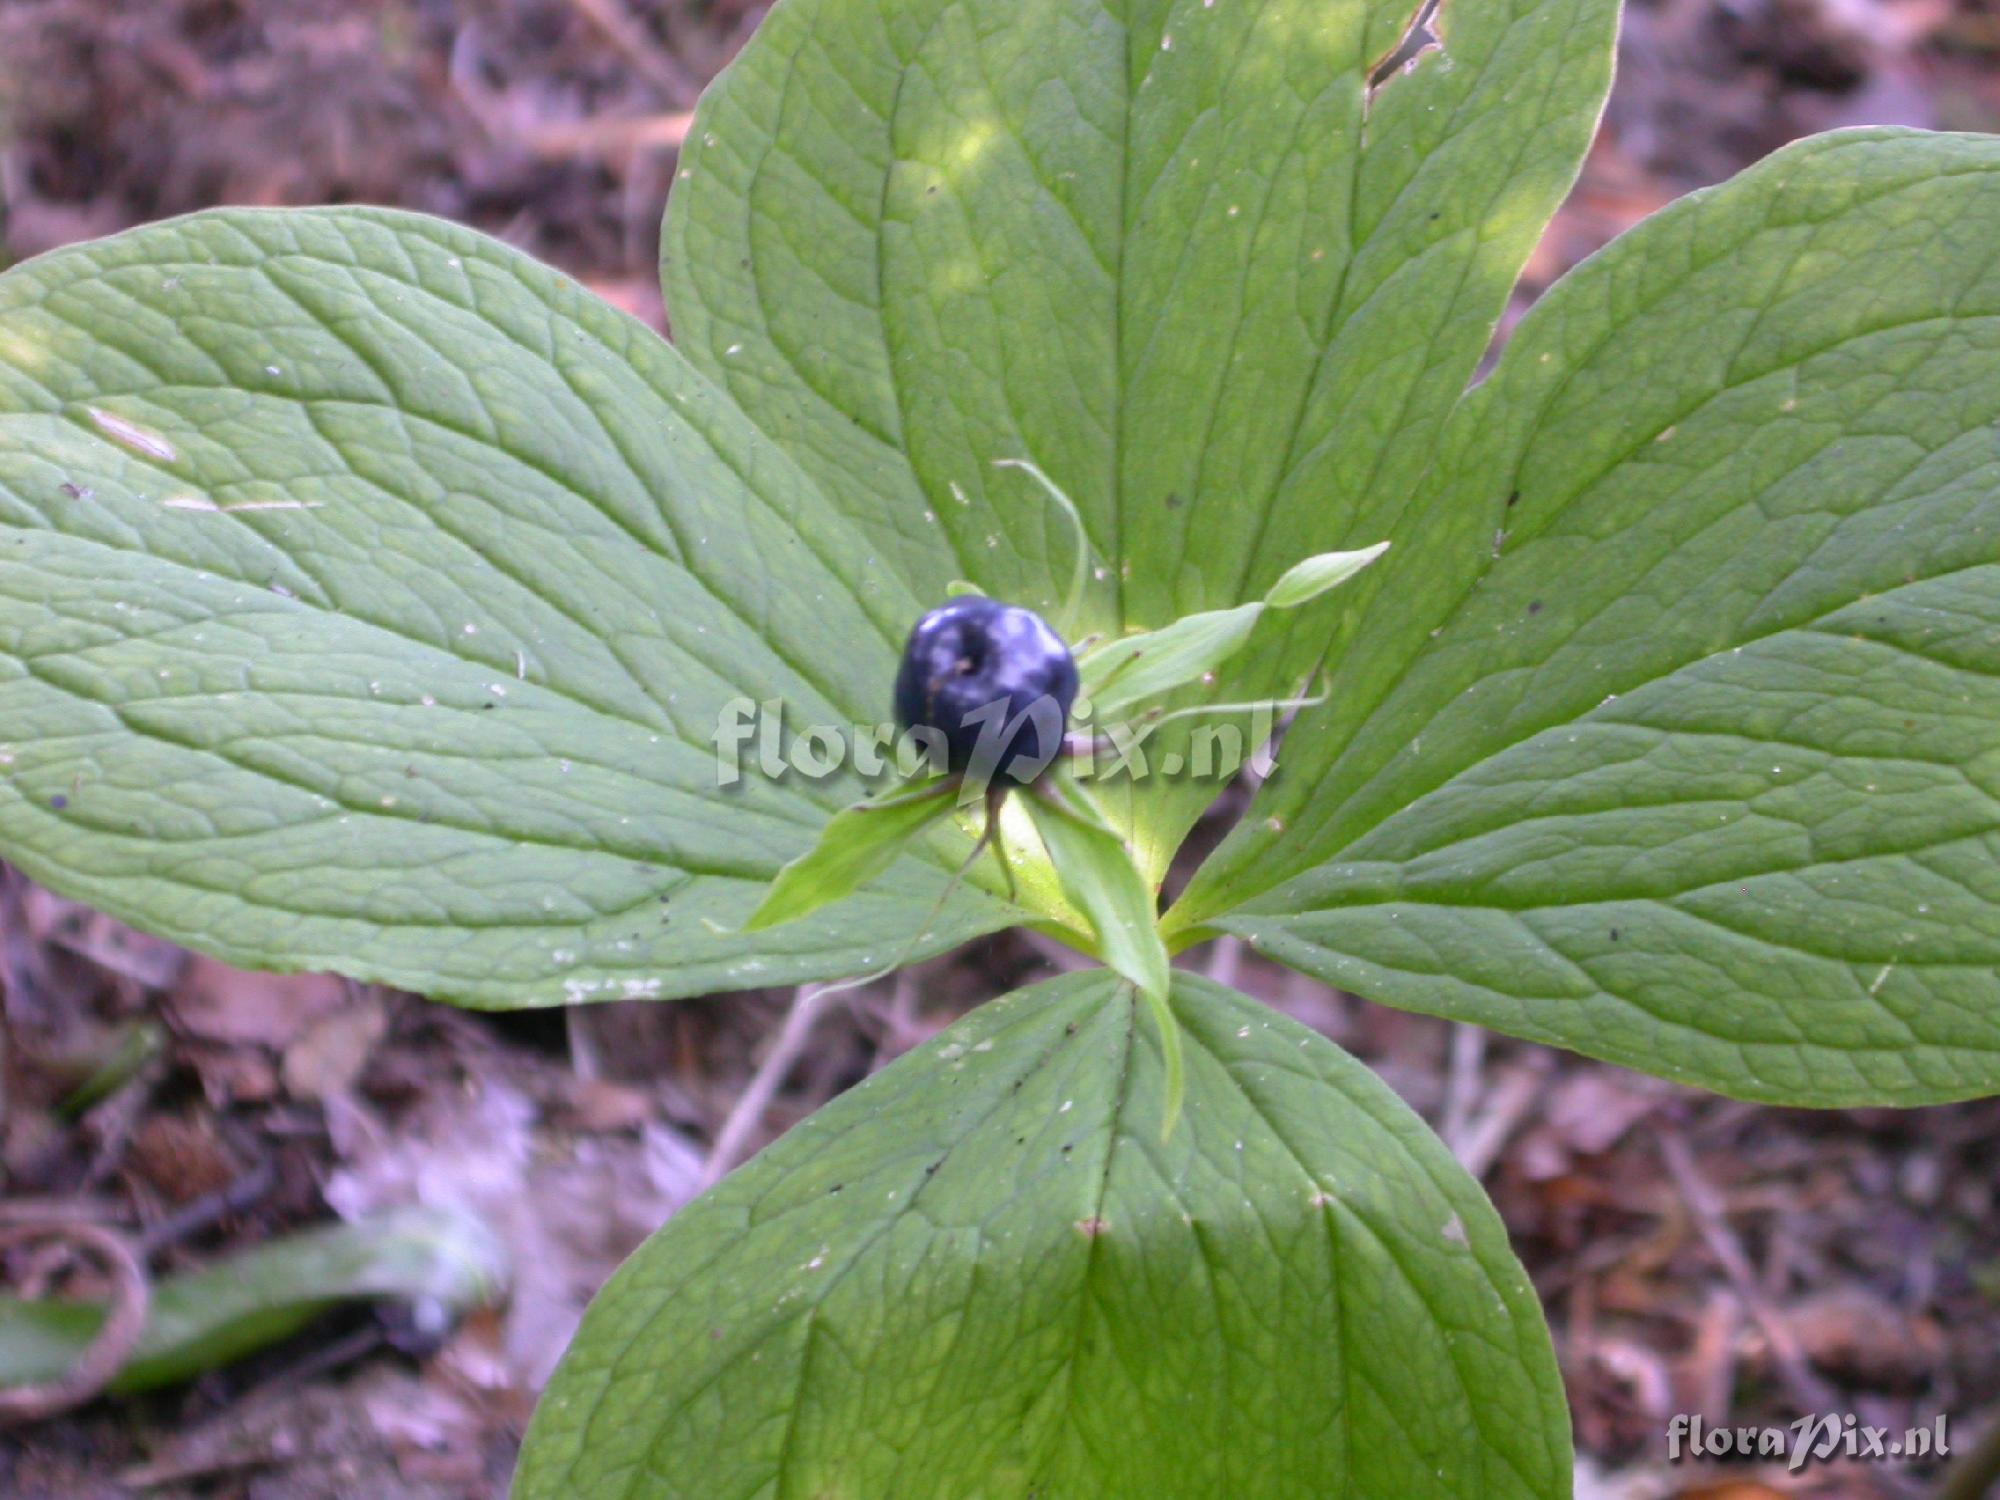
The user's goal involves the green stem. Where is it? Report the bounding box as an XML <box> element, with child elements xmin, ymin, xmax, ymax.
<box><xmin>1135</xmin><ymin>978</ymin><xmax>1186</xmax><ymax>1141</ymax></box>
<box><xmin>993</xmin><ymin>458</ymin><xmax>1096</xmax><ymax>628</ymax></box>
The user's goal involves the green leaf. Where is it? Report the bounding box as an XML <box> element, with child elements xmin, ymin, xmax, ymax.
<box><xmin>1023</xmin><ymin>785</ymin><xmax>1169</xmax><ymax>1004</ymax></box>
<box><xmin>0</xmin><ymin>1207</ymin><xmax>501</xmax><ymax>1396</ymax></box>
<box><xmin>516</xmin><ymin>972</ymin><xmax>1569</xmax><ymax>1500</ymax></box>
<box><xmin>1080</xmin><ymin>543</ymin><xmax>1387</xmax><ymax>718</ymax></box>
<box><xmin>1080</xmin><ymin>600</ymin><xmax>1263</xmax><ymax>718</ymax></box>
<box><xmin>1263</xmin><ymin>540</ymin><xmax>1392</xmax><ymax>610</ymax></box>
<box><xmin>746</xmin><ymin>777</ymin><xmax>958</xmax><ymax>931</ymax></box>
<box><xmin>1020</xmin><ymin>780</ymin><xmax>1180</xmax><ymax>1128</ymax></box>
<box><xmin>1175</xmin><ymin>130</ymin><xmax>2000</xmax><ymax>1106</ymax></box>
<box><xmin>0</xmin><ymin>208</ymin><xmax>1013</xmax><ymax>1007</ymax></box>
<box><xmin>663</xmin><ymin>0</ymin><xmax>1620</xmax><ymax>862</ymax></box>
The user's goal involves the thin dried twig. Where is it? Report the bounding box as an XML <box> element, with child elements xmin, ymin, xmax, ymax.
<box><xmin>1439</xmin><ymin>1022</ymin><xmax>1485</xmax><ymax>1155</ymax></box>
<box><xmin>1205</xmin><ymin>934</ymin><xmax>1244</xmax><ymax>988</ymax></box>
<box><xmin>521</xmin><ymin>113</ymin><xmax>693</xmax><ymax>159</ymax></box>
<box><xmin>852</xmin><ymin>968</ymin><xmax>931</xmax><ymax>1072</ymax></box>
<box><xmin>0</xmin><ymin>1220</ymin><xmax>149</xmax><ymax>1423</ymax></box>
<box><xmin>1450</xmin><ymin>1053</ymin><xmax>1548</xmax><ymax>1180</ymax></box>
<box><xmin>564</xmin><ymin>0</ymin><xmax>699</xmax><ymax>101</ymax></box>
<box><xmin>0</xmin><ymin>1197</ymin><xmax>127</xmax><ymax>1226</ymax></box>
<box><xmin>1659</xmin><ymin>1130</ymin><xmax>1840</xmax><ymax>1414</ymax></box>
<box><xmin>1684</xmin><ymin>1287</ymin><xmax>1742</xmax><ymax>1420</ymax></box>
<box><xmin>136</xmin><ymin>1158</ymin><xmax>278</xmax><ymax>1259</ymax></box>
<box><xmin>699</xmin><ymin>985</ymin><xmax>843</xmax><ymax>1191</ymax></box>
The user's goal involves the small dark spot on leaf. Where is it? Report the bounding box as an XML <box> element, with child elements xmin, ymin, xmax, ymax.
<box><xmin>925</xmin><ymin>1159</ymin><xmax>941</xmax><ymax>1175</ymax></box>
<box><xmin>829</xmin><ymin>1183</ymin><xmax>843</xmax><ymax>1194</ymax></box>
<box><xmin>1610</xmin><ymin>928</ymin><xmax>1620</xmax><ymax>941</ymax></box>
<box><xmin>50</xmin><ymin>795</ymin><xmax>68</xmax><ymax>810</ymax></box>
<box><xmin>1164</xmin><ymin>491</ymin><xmax>1184</xmax><ymax>509</ymax></box>
<box><xmin>1527</xmin><ymin>600</ymin><xmax>1543</xmax><ymax>615</ymax></box>
<box><xmin>59</xmin><ymin>481</ymin><xmax>93</xmax><ymax>501</ymax></box>
<box><xmin>1504</xmin><ymin>490</ymin><xmax>1520</xmax><ymax>509</ymax></box>
<box><xmin>1064</xmin><ymin>1021</ymin><xmax>1078</xmax><ymax>1036</ymax></box>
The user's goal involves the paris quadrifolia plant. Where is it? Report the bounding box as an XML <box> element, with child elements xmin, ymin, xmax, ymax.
<box><xmin>2</xmin><ymin>0</ymin><xmax>1997</xmax><ymax>1490</ymax></box>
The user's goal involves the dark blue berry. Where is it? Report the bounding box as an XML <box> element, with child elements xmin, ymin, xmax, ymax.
<box><xmin>894</xmin><ymin>597</ymin><xmax>1078</xmax><ymax>783</ymax></box>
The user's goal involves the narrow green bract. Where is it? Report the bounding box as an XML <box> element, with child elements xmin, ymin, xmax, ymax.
<box><xmin>1022</xmin><ymin>780</ymin><xmax>1182</xmax><ymax>1130</ymax></box>
<box><xmin>1079</xmin><ymin>543</ymin><xmax>1386</xmax><ymax>719</ymax></box>
<box><xmin>745</xmin><ymin>776</ymin><xmax>958</xmax><ymax>931</ymax></box>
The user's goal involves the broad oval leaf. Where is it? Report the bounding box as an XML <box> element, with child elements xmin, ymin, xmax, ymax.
<box><xmin>1175</xmin><ymin>130</ymin><xmax>2000</xmax><ymax>1105</ymax></box>
<box><xmin>515</xmin><ymin>971</ymin><xmax>1569</xmax><ymax>1500</ymax></box>
<box><xmin>664</xmin><ymin>0</ymin><xmax>1620</xmax><ymax>857</ymax></box>
<box><xmin>0</xmin><ymin>209</ymin><xmax>1013</xmax><ymax>1006</ymax></box>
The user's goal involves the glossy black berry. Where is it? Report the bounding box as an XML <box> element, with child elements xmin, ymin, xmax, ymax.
<box><xmin>893</xmin><ymin>596</ymin><xmax>1078</xmax><ymax>783</ymax></box>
